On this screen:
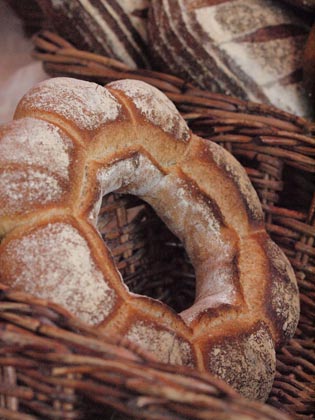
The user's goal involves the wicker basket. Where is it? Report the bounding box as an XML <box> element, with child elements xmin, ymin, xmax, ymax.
<box><xmin>0</xmin><ymin>31</ymin><xmax>314</xmax><ymax>420</ymax></box>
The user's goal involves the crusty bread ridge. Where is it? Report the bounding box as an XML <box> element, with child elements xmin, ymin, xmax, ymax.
<box><xmin>0</xmin><ymin>77</ymin><xmax>299</xmax><ymax>401</ymax></box>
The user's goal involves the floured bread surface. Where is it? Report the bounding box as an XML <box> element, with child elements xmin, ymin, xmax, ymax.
<box><xmin>37</xmin><ymin>0</ymin><xmax>150</xmax><ymax>68</ymax></box>
<box><xmin>15</xmin><ymin>77</ymin><xmax>123</xmax><ymax>132</ymax></box>
<box><xmin>0</xmin><ymin>168</ymin><xmax>64</xmax><ymax>218</ymax></box>
<box><xmin>263</xmin><ymin>237</ymin><xmax>300</xmax><ymax>344</ymax></box>
<box><xmin>148</xmin><ymin>0</ymin><xmax>312</xmax><ymax>118</ymax></box>
<box><xmin>0</xmin><ymin>117</ymin><xmax>78</xmax><ymax>229</ymax></box>
<box><xmin>108</xmin><ymin>79</ymin><xmax>190</xmax><ymax>141</ymax></box>
<box><xmin>201</xmin><ymin>321</ymin><xmax>276</xmax><ymax>400</ymax></box>
<box><xmin>0</xmin><ymin>221</ymin><xmax>117</xmax><ymax>325</ymax></box>
<box><xmin>206</xmin><ymin>141</ymin><xmax>264</xmax><ymax>223</ymax></box>
<box><xmin>0</xmin><ymin>77</ymin><xmax>299</xmax><ymax>401</ymax></box>
<box><xmin>0</xmin><ymin>118</ymin><xmax>72</xmax><ymax>181</ymax></box>
<box><xmin>126</xmin><ymin>320</ymin><xmax>195</xmax><ymax>367</ymax></box>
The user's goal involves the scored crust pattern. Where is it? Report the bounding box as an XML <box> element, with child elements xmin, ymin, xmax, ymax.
<box><xmin>37</xmin><ymin>0</ymin><xmax>150</xmax><ymax>68</ymax></box>
<box><xmin>0</xmin><ymin>77</ymin><xmax>299</xmax><ymax>401</ymax></box>
<box><xmin>148</xmin><ymin>0</ymin><xmax>312</xmax><ymax>118</ymax></box>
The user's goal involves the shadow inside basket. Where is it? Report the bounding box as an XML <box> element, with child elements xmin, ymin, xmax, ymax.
<box><xmin>98</xmin><ymin>193</ymin><xmax>195</xmax><ymax>314</ymax></box>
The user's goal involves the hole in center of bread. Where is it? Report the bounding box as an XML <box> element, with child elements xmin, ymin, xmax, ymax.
<box><xmin>98</xmin><ymin>193</ymin><xmax>196</xmax><ymax>314</ymax></box>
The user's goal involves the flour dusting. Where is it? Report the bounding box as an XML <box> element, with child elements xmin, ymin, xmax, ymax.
<box><xmin>3</xmin><ymin>222</ymin><xmax>116</xmax><ymax>325</ymax></box>
<box><xmin>19</xmin><ymin>78</ymin><xmax>122</xmax><ymax>131</ymax></box>
<box><xmin>108</xmin><ymin>79</ymin><xmax>190</xmax><ymax>141</ymax></box>
<box><xmin>152</xmin><ymin>174</ymin><xmax>222</xmax><ymax>241</ymax></box>
<box><xmin>207</xmin><ymin>324</ymin><xmax>275</xmax><ymax>401</ymax></box>
<box><xmin>207</xmin><ymin>141</ymin><xmax>263</xmax><ymax>220</ymax></box>
<box><xmin>0</xmin><ymin>169</ymin><xmax>63</xmax><ymax>217</ymax></box>
<box><xmin>0</xmin><ymin>117</ymin><xmax>72</xmax><ymax>180</ymax></box>
<box><xmin>89</xmin><ymin>154</ymin><xmax>163</xmax><ymax>225</ymax></box>
<box><xmin>127</xmin><ymin>321</ymin><xmax>194</xmax><ymax>366</ymax></box>
<box><xmin>265</xmin><ymin>238</ymin><xmax>299</xmax><ymax>338</ymax></box>
<box><xmin>97</xmin><ymin>154</ymin><xmax>163</xmax><ymax>196</ymax></box>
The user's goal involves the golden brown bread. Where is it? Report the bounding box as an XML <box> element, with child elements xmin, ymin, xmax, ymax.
<box><xmin>0</xmin><ymin>77</ymin><xmax>299</xmax><ymax>401</ymax></box>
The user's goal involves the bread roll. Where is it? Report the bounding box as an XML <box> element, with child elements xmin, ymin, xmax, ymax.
<box><xmin>148</xmin><ymin>0</ymin><xmax>312</xmax><ymax>118</ymax></box>
<box><xmin>37</xmin><ymin>0</ymin><xmax>150</xmax><ymax>68</ymax></box>
<box><xmin>0</xmin><ymin>77</ymin><xmax>299</xmax><ymax>401</ymax></box>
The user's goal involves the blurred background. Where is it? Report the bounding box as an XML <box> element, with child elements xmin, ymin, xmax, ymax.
<box><xmin>0</xmin><ymin>0</ymin><xmax>47</xmax><ymax>123</ymax></box>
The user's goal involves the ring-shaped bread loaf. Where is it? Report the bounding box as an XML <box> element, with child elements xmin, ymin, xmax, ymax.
<box><xmin>0</xmin><ymin>77</ymin><xmax>299</xmax><ymax>401</ymax></box>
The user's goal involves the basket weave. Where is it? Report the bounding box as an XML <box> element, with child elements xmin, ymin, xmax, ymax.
<box><xmin>0</xmin><ymin>30</ymin><xmax>314</xmax><ymax>419</ymax></box>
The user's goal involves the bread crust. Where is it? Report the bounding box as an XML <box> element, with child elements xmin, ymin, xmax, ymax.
<box><xmin>148</xmin><ymin>0</ymin><xmax>312</xmax><ymax>118</ymax></box>
<box><xmin>37</xmin><ymin>0</ymin><xmax>150</xmax><ymax>68</ymax></box>
<box><xmin>0</xmin><ymin>77</ymin><xmax>299</xmax><ymax>401</ymax></box>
